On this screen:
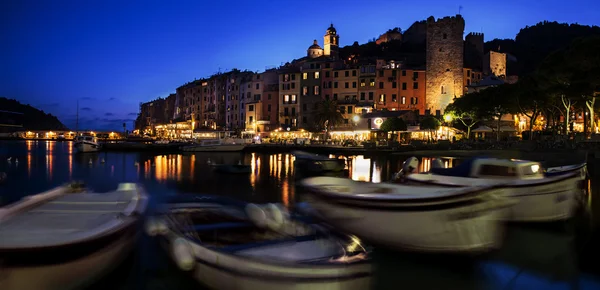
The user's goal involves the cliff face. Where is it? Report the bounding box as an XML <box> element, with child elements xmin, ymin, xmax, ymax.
<box><xmin>0</xmin><ymin>97</ymin><xmax>68</xmax><ymax>131</ymax></box>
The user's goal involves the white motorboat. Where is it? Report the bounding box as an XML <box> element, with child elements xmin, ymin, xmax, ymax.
<box><xmin>300</xmin><ymin>177</ymin><xmax>513</xmax><ymax>253</ymax></box>
<box><xmin>0</xmin><ymin>183</ymin><xmax>148</xmax><ymax>290</ymax></box>
<box><xmin>74</xmin><ymin>135</ymin><xmax>101</xmax><ymax>153</ymax></box>
<box><xmin>292</xmin><ymin>151</ymin><xmax>345</xmax><ymax>172</ymax></box>
<box><xmin>402</xmin><ymin>157</ymin><xmax>585</xmax><ymax>222</ymax></box>
<box><xmin>148</xmin><ymin>195</ymin><xmax>371</xmax><ymax>290</ymax></box>
<box><xmin>181</xmin><ymin>139</ymin><xmax>246</xmax><ymax>152</ymax></box>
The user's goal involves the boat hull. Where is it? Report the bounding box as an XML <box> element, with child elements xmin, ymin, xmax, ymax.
<box><xmin>405</xmin><ymin>172</ymin><xmax>582</xmax><ymax>222</ymax></box>
<box><xmin>1</xmin><ymin>224</ymin><xmax>137</xmax><ymax>290</ymax></box>
<box><xmin>302</xmin><ymin>191</ymin><xmax>507</xmax><ymax>253</ymax></box>
<box><xmin>182</xmin><ymin>144</ymin><xmax>246</xmax><ymax>152</ymax></box>
<box><xmin>74</xmin><ymin>141</ymin><xmax>100</xmax><ymax>153</ymax></box>
<box><xmin>159</xmin><ymin>232</ymin><xmax>371</xmax><ymax>290</ymax></box>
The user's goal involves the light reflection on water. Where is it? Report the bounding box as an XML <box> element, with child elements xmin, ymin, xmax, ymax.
<box><xmin>2</xmin><ymin>141</ymin><xmax>600</xmax><ymax>289</ymax></box>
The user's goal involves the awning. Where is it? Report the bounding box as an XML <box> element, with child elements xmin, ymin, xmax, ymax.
<box><xmin>497</xmin><ymin>126</ymin><xmax>517</xmax><ymax>132</ymax></box>
<box><xmin>472</xmin><ymin>125</ymin><xmax>493</xmax><ymax>132</ymax></box>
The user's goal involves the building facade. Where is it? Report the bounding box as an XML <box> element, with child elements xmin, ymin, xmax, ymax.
<box><xmin>425</xmin><ymin>15</ymin><xmax>465</xmax><ymax>115</ymax></box>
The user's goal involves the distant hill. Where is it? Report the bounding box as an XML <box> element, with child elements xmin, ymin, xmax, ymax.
<box><xmin>485</xmin><ymin>21</ymin><xmax>600</xmax><ymax>76</ymax></box>
<box><xmin>0</xmin><ymin>97</ymin><xmax>68</xmax><ymax>131</ymax></box>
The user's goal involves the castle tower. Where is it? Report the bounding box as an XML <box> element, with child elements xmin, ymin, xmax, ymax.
<box><xmin>323</xmin><ymin>24</ymin><xmax>339</xmax><ymax>58</ymax></box>
<box><xmin>484</xmin><ymin>51</ymin><xmax>507</xmax><ymax>78</ymax></box>
<box><xmin>425</xmin><ymin>15</ymin><xmax>465</xmax><ymax>115</ymax></box>
<box><xmin>465</xmin><ymin>32</ymin><xmax>484</xmax><ymax>70</ymax></box>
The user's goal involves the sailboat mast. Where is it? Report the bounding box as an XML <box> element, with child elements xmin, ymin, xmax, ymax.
<box><xmin>76</xmin><ymin>100</ymin><xmax>79</xmax><ymax>134</ymax></box>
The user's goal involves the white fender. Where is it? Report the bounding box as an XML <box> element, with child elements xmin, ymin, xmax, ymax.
<box><xmin>172</xmin><ymin>238</ymin><xmax>195</xmax><ymax>271</ymax></box>
<box><xmin>265</xmin><ymin>203</ymin><xmax>284</xmax><ymax>231</ymax></box>
<box><xmin>245</xmin><ymin>203</ymin><xmax>267</xmax><ymax>229</ymax></box>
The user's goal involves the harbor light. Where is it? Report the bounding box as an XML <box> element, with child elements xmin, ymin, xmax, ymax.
<box><xmin>352</xmin><ymin>115</ymin><xmax>360</xmax><ymax>123</ymax></box>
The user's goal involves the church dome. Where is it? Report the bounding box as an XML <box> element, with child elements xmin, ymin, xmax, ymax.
<box><xmin>308</xmin><ymin>39</ymin><xmax>322</xmax><ymax>50</ymax></box>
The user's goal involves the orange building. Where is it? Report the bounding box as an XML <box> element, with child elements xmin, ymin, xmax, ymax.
<box><xmin>373</xmin><ymin>60</ymin><xmax>426</xmax><ymax>114</ymax></box>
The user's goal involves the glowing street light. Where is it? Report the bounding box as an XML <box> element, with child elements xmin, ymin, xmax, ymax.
<box><xmin>352</xmin><ymin>115</ymin><xmax>360</xmax><ymax>123</ymax></box>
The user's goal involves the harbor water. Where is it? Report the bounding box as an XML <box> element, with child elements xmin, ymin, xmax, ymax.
<box><xmin>1</xmin><ymin>140</ymin><xmax>599</xmax><ymax>290</ymax></box>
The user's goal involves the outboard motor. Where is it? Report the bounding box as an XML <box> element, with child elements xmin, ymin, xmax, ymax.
<box><xmin>402</xmin><ymin>157</ymin><xmax>419</xmax><ymax>174</ymax></box>
<box><xmin>431</xmin><ymin>158</ymin><xmax>444</xmax><ymax>169</ymax></box>
<box><xmin>392</xmin><ymin>157</ymin><xmax>419</xmax><ymax>182</ymax></box>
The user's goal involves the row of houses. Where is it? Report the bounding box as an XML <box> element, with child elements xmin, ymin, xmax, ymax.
<box><xmin>135</xmin><ymin>19</ymin><xmax>515</xmax><ymax>139</ymax></box>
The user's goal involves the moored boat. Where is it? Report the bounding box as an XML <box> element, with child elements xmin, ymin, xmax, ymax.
<box><xmin>148</xmin><ymin>195</ymin><xmax>371</xmax><ymax>290</ymax></box>
<box><xmin>181</xmin><ymin>139</ymin><xmax>246</xmax><ymax>152</ymax></box>
<box><xmin>0</xmin><ymin>182</ymin><xmax>148</xmax><ymax>290</ymax></box>
<box><xmin>211</xmin><ymin>163</ymin><xmax>252</xmax><ymax>174</ymax></box>
<box><xmin>402</xmin><ymin>157</ymin><xmax>585</xmax><ymax>222</ymax></box>
<box><xmin>292</xmin><ymin>151</ymin><xmax>345</xmax><ymax>172</ymax></box>
<box><xmin>74</xmin><ymin>135</ymin><xmax>101</xmax><ymax>153</ymax></box>
<box><xmin>300</xmin><ymin>177</ymin><xmax>513</xmax><ymax>253</ymax></box>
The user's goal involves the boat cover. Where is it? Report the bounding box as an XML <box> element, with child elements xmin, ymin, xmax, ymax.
<box><xmin>0</xmin><ymin>190</ymin><xmax>138</xmax><ymax>249</ymax></box>
<box><xmin>429</xmin><ymin>158</ymin><xmax>476</xmax><ymax>177</ymax></box>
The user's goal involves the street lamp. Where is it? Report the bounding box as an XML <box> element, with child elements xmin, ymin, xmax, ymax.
<box><xmin>443</xmin><ymin>114</ymin><xmax>453</xmax><ymax>141</ymax></box>
<box><xmin>352</xmin><ymin>115</ymin><xmax>360</xmax><ymax>142</ymax></box>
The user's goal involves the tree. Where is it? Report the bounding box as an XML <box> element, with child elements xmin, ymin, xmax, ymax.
<box><xmin>313</xmin><ymin>100</ymin><xmax>345</xmax><ymax>138</ymax></box>
<box><xmin>420</xmin><ymin>116</ymin><xmax>441</xmax><ymax>142</ymax></box>
<box><xmin>445</xmin><ymin>94</ymin><xmax>484</xmax><ymax>139</ymax></box>
<box><xmin>380</xmin><ymin>117</ymin><xmax>407</xmax><ymax>142</ymax></box>
<box><xmin>537</xmin><ymin>36</ymin><xmax>600</xmax><ymax>137</ymax></box>
<box><xmin>513</xmin><ymin>77</ymin><xmax>548</xmax><ymax>140</ymax></box>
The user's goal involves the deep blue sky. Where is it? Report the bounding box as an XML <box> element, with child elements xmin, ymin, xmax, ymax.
<box><xmin>1</xmin><ymin>0</ymin><xmax>598</xmax><ymax>131</ymax></box>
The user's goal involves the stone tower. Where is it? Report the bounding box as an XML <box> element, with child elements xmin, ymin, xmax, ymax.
<box><xmin>484</xmin><ymin>51</ymin><xmax>507</xmax><ymax>78</ymax></box>
<box><xmin>425</xmin><ymin>15</ymin><xmax>465</xmax><ymax>115</ymax></box>
<box><xmin>323</xmin><ymin>24</ymin><xmax>339</xmax><ymax>58</ymax></box>
<box><xmin>464</xmin><ymin>32</ymin><xmax>484</xmax><ymax>70</ymax></box>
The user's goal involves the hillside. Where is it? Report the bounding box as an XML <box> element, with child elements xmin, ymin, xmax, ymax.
<box><xmin>0</xmin><ymin>97</ymin><xmax>68</xmax><ymax>131</ymax></box>
<box><xmin>484</xmin><ymin>21</ymin><xmax>600</xmax><ymax>76</ymax></box>
<box><xmin>334</xmin><ymin>20</ymin><xmax>600</xmax><ymax>75</ymax></box>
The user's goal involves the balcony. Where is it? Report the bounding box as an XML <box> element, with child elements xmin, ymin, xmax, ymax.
<box><xmin>279</xmin><ymin>112</ymin><xmax>298</xmax><ymax>117</ymax></box>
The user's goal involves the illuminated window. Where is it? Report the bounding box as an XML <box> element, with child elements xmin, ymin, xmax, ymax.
<box><xmin>302</xmin><ymin>86</ymin><xmax>308</xmax><ymax>96</ymax></box>
<box><xmin>360</xmin><ymin>80</ymin><xmax>365</xmax><ymax>87</ymax></box>
<box><xmin>379</xmin><ymin>94</ymin><xmax>385</xmax><ymax>103</ymax></box>
<box><xmin>303</xmin><ymin>73</ymin><xmax>308</xmax><ymax>80</ymax></box>
<box><xmin>291</xmin><ymin>95</ymin><xmax>297</xmax><ymax>102</ymax></box>
<box><xmin>314</xmin><ymin>72</ymin><xmax>320</xmax><ymax>79</ymax></box>
<box><xmin>314</xmin><ymin>86</ymin><xmax>320</xmax><ymax>95</ymax></box>
<box><xmin>401</xmin><ymin>96</ymin><xmax>406</xmax><ymax>104</ymax></box>
<box><xmin>392</xmin><ymin>94</ymin><xmax>397</xmax><ymax>102</ymax></box>
<box><xmin>369</xmin><ymin>79</ymin><xmax>375</xmax><ymax>86</ymax></box>
<box><xmin>284</xmin><ymin>95</ymin><xmax>290</xmax><ymax>102</ymax></box>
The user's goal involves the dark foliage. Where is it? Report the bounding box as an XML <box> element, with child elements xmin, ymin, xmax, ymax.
<box><xmin>0</xmin><ymin>97</ymin><xmax>68</xmax><ymax>130</ymax></box>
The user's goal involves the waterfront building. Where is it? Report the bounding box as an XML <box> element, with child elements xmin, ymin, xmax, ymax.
<box><xmin>331</xmin><ymin>67</ymin><xmax>359</xmax><ymax>129</ymax></box>
<box><xmin>278</xmin><ymin>68</ymin><xmax>301</xmax><ymax>129</ymax></box>
<box><xmin>244</xmin><ymin>69</ymin><xmax>279</xmax><ymax>135</ymax></box>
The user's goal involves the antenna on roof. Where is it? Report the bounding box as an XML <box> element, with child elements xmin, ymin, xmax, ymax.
<box><xmin>459</xmin><ymin>5</ymin><xmax>463</xmax><ymax>15</ymax></box>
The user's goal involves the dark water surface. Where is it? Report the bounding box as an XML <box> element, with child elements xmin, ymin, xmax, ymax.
<box><xmin>1</xmin><ymin>140</ymin><xmax>600</xmax><ymax>290</ymax></box>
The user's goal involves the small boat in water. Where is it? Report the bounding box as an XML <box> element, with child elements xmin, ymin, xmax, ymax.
<box><xmin>401</xmin><ymin>157</ymin><xmax>585</xmax><ymax>222</ymax></box>
<box><xmin>300</xmin><ymin>177</ymin><xmax>513</xmax><ymax>253</ymax></box>
<box><xmin>211</xmin><ymin>161</ymin><xmax>252</xmax><ymax>174</ymax></box>
<box><xmin>292</xmin><ymin>151</ymin><xmax>345</xmax><ymax>172</ymax></box>
<box><xmin>181</xmin><ymin>138</ymin><xmax>246</xmax><ymax>152</ymax></box>
<box><xmin>148</xmin><ymin>195</ymin><xmax>371</xmax><ymax>290</ymax></box>
<box><xmin>0</xmin><ymin>183</ymin><xmax>148</xmax><ymax>290</ymax></box>
<box><xmin>74</xmin><ymin>135</ymin><xmax>101</xmax><ymax>153</ymax></box>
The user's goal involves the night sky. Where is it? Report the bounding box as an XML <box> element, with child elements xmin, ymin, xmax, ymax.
<box><xmin>1</xmin><ymin>0</ymin><xmax>598</xmax><ymax>131</ymax></box>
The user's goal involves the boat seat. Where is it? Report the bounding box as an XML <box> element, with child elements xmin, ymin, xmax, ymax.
<box><xmin>218</xmin><ymin>234</ymin><xmax>320</xmax><ymax>253</ymax></box>
<box><xmin>183</xmin><ymin>222</ymin><xmax>254</xmax><ymax>232</ymax></box>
